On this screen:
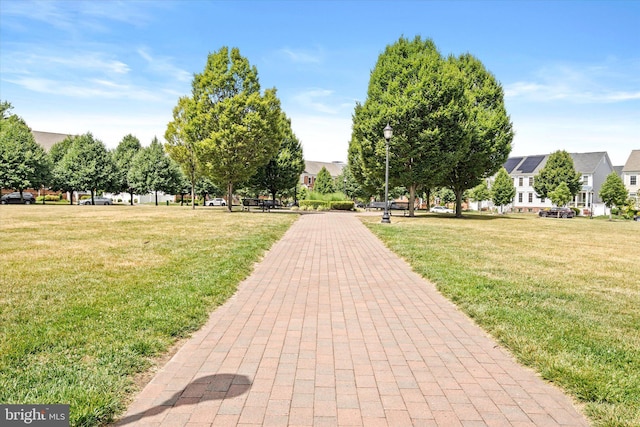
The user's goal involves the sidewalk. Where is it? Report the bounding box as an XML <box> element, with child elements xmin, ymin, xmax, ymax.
<box><xmin>116</xmin><ymin>212</ymin><xmax>588</xmax><ymax>426</ymax></box>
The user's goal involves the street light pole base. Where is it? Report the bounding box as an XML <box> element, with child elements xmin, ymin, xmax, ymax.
<box><xmin>381</xmin><ymin>212</ymin><xmax>391</xmax><ymax>223</ymax></box>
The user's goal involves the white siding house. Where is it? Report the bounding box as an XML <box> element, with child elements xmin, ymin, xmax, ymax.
<box><xmin>622</xmin><ymin>150</ymin><xmax>640</xmax><ymax>207</ymax></box>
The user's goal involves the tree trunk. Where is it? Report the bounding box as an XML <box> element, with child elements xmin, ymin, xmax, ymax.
<box><xmin>455</xmin><ymin>188</ymin><xmax>463</xmax><ymax>218</ymax></box>
<box><xmin>155</xmin><ymin>191</ymin><xmax>158</xmax><ymax>206</ymax></box>
<box><xmin>191</xmin><ymin>184</ymin><xmax>196</xmax><ymax>210</ymax></box>
<box><xmin>409</xmin><ymin>184</ymin><xmax>416</xmax><ymax>217</ymax></box>
<box><xmin>227</xmin><ymin>182</ymin><xmax>233</xmax><ymax>212</ymax></box>
<box><xmin>129</xmin><ymin>189</ymin><xmax>134</xmax><ymax>205</ymax></box>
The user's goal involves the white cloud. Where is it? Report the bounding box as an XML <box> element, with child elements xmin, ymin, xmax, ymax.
<box><xmin>289</xmin><ymin>114</ymin><xmax>352</xmax><ymax>162</ymax></box>
<box><xmin>279</xmin><ymin>48</ymin><xmax>324</xmax><ymax>64</ymax></box>
<box><xmin>504</xmin><ymin>61</ymin><xmax>640</xmax><ymax>104</ymax></box>
<box><xmin>137</xmin><ymin>48</ymin><xmax>192</xmax><ymax>83</ymax></box>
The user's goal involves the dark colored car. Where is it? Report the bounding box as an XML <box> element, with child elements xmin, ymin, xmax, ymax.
<box><xmin>539</xmin><ymin>207</ymin><xmax>575</xmax><ymax>218</ymax></box>
<box><xmin>1</xmin><ymin>192</ymin><xmax>36</xmax><ymax>204</ymax></box>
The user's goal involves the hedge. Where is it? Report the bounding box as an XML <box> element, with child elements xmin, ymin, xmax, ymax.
<box><xmin>299</xmin><ymin>200</ymin><xmax>354</xmax><ymax>211</ymax></box>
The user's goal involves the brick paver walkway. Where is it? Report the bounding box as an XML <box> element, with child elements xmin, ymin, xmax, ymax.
<box><xmin>116</xmin><ymin>212</ymin><xmax>588</xmax><ymax>426</ymax></box>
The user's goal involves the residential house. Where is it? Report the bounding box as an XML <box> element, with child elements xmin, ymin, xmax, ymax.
<box><xmin>488</xmin><ymin>151</ymin><xmax>615</xmax><ymax>216</ymax></box>
<box><xmin>301</xmin><ymin>160</ymin><xmax>346</xmax><ymax>191</ymax></box>
<box><xmin>621</xmin><ymin>150</ymin><xmax>640</xmax><ymax>207</ymax></box>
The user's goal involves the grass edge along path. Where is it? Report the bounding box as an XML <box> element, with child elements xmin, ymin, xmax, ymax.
<box><xmin>362</xmin><ymin>213</ymin><xmax>640</xmax><ymax>427</ymax></box>
<box><xmin>0</xmin><ymin>206</ymin><xmax>297</xmax><ymax>427</ymax></box>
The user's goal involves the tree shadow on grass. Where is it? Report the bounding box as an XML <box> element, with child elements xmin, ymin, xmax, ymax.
<box><xmin>114</xmin><ymin>373</ymin><xmax>251</xmax><ymax>425</ymax></box>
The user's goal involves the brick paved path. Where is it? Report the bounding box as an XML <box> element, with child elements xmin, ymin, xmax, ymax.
<box><xmin>116</xmin><ymin>212</ymin><xmax>588</xmax><ymax>426</ymax></box>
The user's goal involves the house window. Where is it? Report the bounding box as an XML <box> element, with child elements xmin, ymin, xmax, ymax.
<box><xmin>583</xmin><ymin>175</ymin><xmax>589</xmax><ymax>185</ymax></box>
<box><xmin>529</xmin><ymin>177</ymin><xmax>534</xmax><ymax>186</ymax></box>
<box><xmin>631</xmin><ymin>176</ymin><xmax>637</xmax><ymax>186</ymax></box>
<box><xmin>518</xmin><ymin>177</ymin><xmax>523</xmax><ymax>187</ymax></box>
<box><xmin>540</xmin><ymin>197</ymin><xmax>546</xmax><ymax>203</ymax></box>
<box><xmin>518</xmin><ymin>193</ymin><xmax>523</xmax><ymax>203</ymax></box>
<box><xmin>528</xmin><ymin>193</ymin><xmax>533</xmax><ymax>203</ymax></box>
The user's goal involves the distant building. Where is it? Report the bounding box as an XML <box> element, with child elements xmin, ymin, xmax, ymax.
<box><xmin>301</xmin><ymin>160</ymin><xmax>346</xmax><ymax>191</ymax></box>
<box><xmin>487</xmin><ymin>151</ymin><xmax>615</xmax><ymax>216</ymax></box>
<box><xmin>621</xmin><ymin>150</ymin><xmax>640</xmax><ymax>206</ymax></box>
<box><xmin>31</xmin><ymin>131</ymin><xmax>72</xmax><ymax>151</ymax></box>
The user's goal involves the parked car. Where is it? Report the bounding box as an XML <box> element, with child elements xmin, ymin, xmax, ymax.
<box><xmin>1</xmin><ymin>192</ymin><xmax>35</xmax><ymax>204</ymax></box>
<box><xmin>79</xmin><ymin>196</ymin><xmax>112</xmax><ymax>205</ymax></box>
<box><xmin>430</xmin><ymin>205</ymin><xmax>453</xmax><ymax>214</ymax></box>
<box><xmin>207</xmin><ymin>198</ymin><xmax>226</xmax><ymax>206</ymax></box>
<box><xmin>538</xmin><ymin>207</ymin><xmax>575</xmax><ymax>218</ymax></box>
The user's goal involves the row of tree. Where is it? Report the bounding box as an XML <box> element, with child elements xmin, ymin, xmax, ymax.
<box><xmin>0</xmin><ymin>48</ymin><xmax>306</xmax><ymax>208</ymax></box>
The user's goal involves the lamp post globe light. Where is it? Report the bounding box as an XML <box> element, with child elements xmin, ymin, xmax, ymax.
<box><xmin>381</xmin><ymin>124</ymin><xmax>392</xmax><ymax>223</ymax></box>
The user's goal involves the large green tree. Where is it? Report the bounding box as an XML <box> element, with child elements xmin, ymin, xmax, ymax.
<box><xmin>128</xmin><ymin>137</ymin><xmax>183</xmax><ymax>205</ymax></box>
<box><xmin>491</xmin><ymin>167</ymin><xmax>516</xmax><ymax>213</ymax></box>
<box><xmin>534</xmin><ymin>150</ymin><xmax>582</xmax><ymax>201</ymax></box>
<box><xmin>599</xmin><ymin>171</ymin><xmax>628</xmax><ymax>221</ymax></box>
<box><xmin>57</xmin><ymin>133</ymin><xmax>114</xmax><ymax>204</ymax></box>
<box><xmin>350</xmin><ymin>37</ymin><xmax>455</xmax><ymax>217</ymax></box>
<box><xmin>111</xmin><ymin>134</ymin><xmax>142</xmax><ymax>206</ymax></box>
<box><xmin>248</xmin><ymin>115</ymin><xmax>304</xmax><ymax>203</ymax></box>
<box><xmin>469</xmin><ymin>181</ymin><xmax>491</xmax><ymax>212</ymax></box>
<box><xmin>349</xmin><ymin>37</ymin><xmax>512</xmax><ymax>217</ymax></box>
<box><xmin>440</xmin><ymin>53</ymin><xmax>513</xmax><ymax>217</ymax></box>
<box><xmin>0</xmin><ymin>104</ymin><xmax>51</xmax><ymax>197</ymax></box>
<box><xmin>170</xmin><ymin>46</ymin><xmax>283</xmax><ymax>211</ymax></box>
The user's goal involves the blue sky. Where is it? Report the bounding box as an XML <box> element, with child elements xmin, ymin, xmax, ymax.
<box><xmin>1</xmin><ymin>0</ymin><xmax>638</xmax><ymax>166</ymax></box>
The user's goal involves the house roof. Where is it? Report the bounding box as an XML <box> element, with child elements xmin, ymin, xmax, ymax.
<box><xmin>503</xmin><ymin>154</ymin><xmax>548</xmax><ymax>174</ymax></box>
<box><xmin>622</xmin><ymin>150</ymin><xmax>640</xmax><ymax>172</ymax></box>
<box><xmin>31</xmin><ymin>131</ymin><xmax>72</xmax><ymax>151</ymax></box>
<box><xmin>569</xmin><ymin>152</ymin><xmax>611</xmax><ymax>174</ymax></box>
<box><xmin>303</xmin><ymin>161</ymin><xmax>346</xmax><ymax>177</ymax></box>
<box><xmin>613</xmin><ymin>165</ymin><xmax>624</xmax><ymax>177</ymax></box>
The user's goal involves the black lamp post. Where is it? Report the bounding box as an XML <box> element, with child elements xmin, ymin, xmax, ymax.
<box><xmin>382</xmin><ymin>124</ymin><xmax>392</xmax><ymax>223</ymax></box>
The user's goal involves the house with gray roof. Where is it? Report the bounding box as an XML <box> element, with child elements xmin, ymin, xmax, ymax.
<box><xmin>301</xmin><ymin>160</ymin><xmax>346</xmax><ymax>191</ymax></box>
<box><xmin>489</xmin><ymin>151</ymin><xmax>614</xmax><ymax>216</ymax></box>
<box><xmin>621</xmin><ymin>150</ymin><xmax>640</xmax><ymax>207</ymax></box>
<box><xmin>31</xmin><ymin>131</ymin><xmax>72</xmax><ymax>151</ymax></box>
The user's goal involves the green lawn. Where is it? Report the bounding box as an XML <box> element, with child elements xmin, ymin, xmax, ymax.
<box><xmin>362</xmin><ymin>212</ymin><xmax>640</xmax><ymax>427</ymax></box>
<box><xmin>0</xmin><ymin>205</ymin><xmax>297</xmax><ymax>427</ymax></box>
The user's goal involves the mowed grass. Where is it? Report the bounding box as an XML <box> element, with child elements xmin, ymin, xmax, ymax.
<box><xmin>362</xmin><ymin>213</ymin><xmax>640</xmax><ymax>427</ymax></box>
<box><xmin>0</xmin><ymin>205</ymin><xmax>297</xmax><ymax>426</ymax></box>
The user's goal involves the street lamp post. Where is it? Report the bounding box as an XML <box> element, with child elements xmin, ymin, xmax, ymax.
<box><xmin>381</xmin><ymin>124</ymin><xmax>393</xmax><ymax>223</ymax></box>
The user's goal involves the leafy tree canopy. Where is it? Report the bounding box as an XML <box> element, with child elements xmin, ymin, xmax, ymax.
<box><xmin>172</xmin><ymin>46</ymin><xmax>284</xmax><ymax>210</ymax></box>
<box><xmin>491</xmin><ymin>167</ymin><xmax>516</xmax><ymax>212</ymax></box>
<box><xmin>314</xmin><ymin>166</ymin><xmax>335</xmax><ymax>194</ymax></box>
<box><xmin>248</xmin><ymin>114</ymin><xmax>304</xmax><ymax>201</ymax></box>
<box><xmin>549</xmin><ymin>181</ymin><xmax>572</xmax><ymax>207</ymax></box>
<box><xmin>111</xmin><ymin>134</ymin><xmax>142</xmax><ymax>203</ymax></box>
<box><xmin>57</xmin><ymin>133</ymin><xmax>114</xmax><ymax>202</ymax></box>
<box><xmin>599</xmin><ymin>171</ymin><xmax>628</xmax><ymax>220</ymax></box>
<box><xmin>128</xmin><ymin>137</ymin><xmax>183</xmax><ymax>204</ymax></box>
<box><xmin>534</xmin><ymin>150</ymin><xmax>582</xmax><ymax>200</ymax></box>
<box><xmin>0</xmin><ymin>104</ymin><xmax>51</xmax><ymax>192</ymax></box>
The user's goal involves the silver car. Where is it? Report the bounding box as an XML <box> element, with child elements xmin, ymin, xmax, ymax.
<box><xmin>80</xmin><ymin>196</ymin><xmax>112</xmax><ymax>205</ymax></box>
<box><xmin>430</xmin><ymin>205</ymin><xmax>454</xmax><ymax>214</ymax></box>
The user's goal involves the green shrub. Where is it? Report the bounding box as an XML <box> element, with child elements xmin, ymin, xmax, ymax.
<box><xmin>300</xmin><ymin>200</ymin><xmax>328</xmax><ymax>210</ymax></box>
<box><xmin>570</xmin><ymin>207</ymin><xmax>580</xmax><ymax>216</ymax></box>
<box><xmin>329</xmin><ymin>201</ymin><xmax>355</xmax><ymax>211</ymax></box>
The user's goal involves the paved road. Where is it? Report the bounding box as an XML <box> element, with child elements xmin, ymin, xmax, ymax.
<box><xmin>116</xmin><ymin>212</ymin><xmax>588</xmax><ymax>426</ymax></box>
